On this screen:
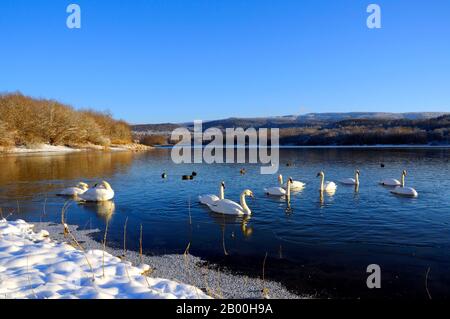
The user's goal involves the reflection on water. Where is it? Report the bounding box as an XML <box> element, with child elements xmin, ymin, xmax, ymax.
<box><xmin>78</xmin><ymin>201</ymin><xmax>116</xmax><ymax>223</ymax></box>
<box><xmin>0</xmin><ymin>151</ymin><xmax>135</xmax><ymax>200</ymax></box>
<box><xmin>1</xmin><ymin>147</ymin><xmax>450</xmax><ymax>298</ymax></box>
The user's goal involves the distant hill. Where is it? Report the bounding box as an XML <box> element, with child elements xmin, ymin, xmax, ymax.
<box><xmin>132</xmin><ymin>112</ymin><xmax>448</xmax><ymax>134</ymax></box>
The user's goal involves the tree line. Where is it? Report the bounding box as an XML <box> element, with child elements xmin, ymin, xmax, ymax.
<box><xmin>0</xmin><ymin>93</ymin><xmax>132</xmax><ymax>147</ymax></box>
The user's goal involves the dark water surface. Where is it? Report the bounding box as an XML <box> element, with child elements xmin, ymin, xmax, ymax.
<box><xmin>1</xmin><ymin>148</ymin><xmax>450</xmax><ymax>298</ymax></box>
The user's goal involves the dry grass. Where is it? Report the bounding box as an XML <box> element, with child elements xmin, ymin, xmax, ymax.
<box><xmin>102</xmin><ymin>219</ymin><xmax>110</xmax><ymax>278</ymax></box>
<box><xmin>60</xmin><ymin>201</ymin><xmax>95</xmax><ymax>281</ymax></box>
<box><xmin>139</xmin><ymin>223</ymin><xmax>143</xmax><ymax>264</ymax></box>
<box><xmin>261</xmin><ymin>252</ymin><xmax>269</xmax><ymax>299</ymax></box>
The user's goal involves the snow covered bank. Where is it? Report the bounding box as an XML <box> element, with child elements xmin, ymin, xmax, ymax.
<box><xmin>0</xmin><ymin>219</ymin><xmax>209</xmax><ymax>299</ymax></box>
<box><xmin>0</xmin><ymin>143</ymin><xmax>152</xmax><ymax>155</ymax></box>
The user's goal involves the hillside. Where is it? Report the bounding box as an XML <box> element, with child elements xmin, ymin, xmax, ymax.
<box><xmin>132</xmin><ymin>112</ymin><xmax>450</xmax><ymax>146</ymax></box>
<box><xmin>0</xmin><ymin>93</ymin><xmax>133</xmax><ymax>149</ymax></box>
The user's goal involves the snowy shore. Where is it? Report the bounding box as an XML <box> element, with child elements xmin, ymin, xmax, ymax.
<box><xmin>0</xmin><ymin>219</ymin><xmax>209</xmax><ymax>299</ymax></box>
<box><xmin>0</xmin><ymin>219</ymin><xmax>301</xmax><ymax>299</ymax></box>
<box><xmin>30</xmin><ymin>222</ymin><xmax>302</xmax><ymax>299</ymax></box>
<box><xmin>0</xmin><ymin>143</ymin><xmax>152</xmax><ymax>155</ymax></box>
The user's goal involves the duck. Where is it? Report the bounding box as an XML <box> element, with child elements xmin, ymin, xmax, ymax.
<box><xmin>339</xmin><ymin>170</ymin><xmax>360</xmax><ymax>185</ymax></box>
<box><xmin>264</xmin><ymin>175</ymin><xmax>287</xmax><ymax>196</ymax></box>
<box><xmin>317</xmin><ymin>171</ymin><xmax>337</xmax><ymax>192</ymax></box>
<box><xmin>58</xmin><ymin>182</ymin><xmax>89</xmax><ymax>196</ymax></box>
<box><xmin>380</xmin><ymin>171</ymin><xmax>404</xmax><ymax>186</ymax></box>
<box><xmin>199</xmin><ymin>181</ymin><xmax>225</xmax><ymax>206</ymax></box>
<box><xmin>206</xmin><ymin>189</ymin><xmax>254</xmax><ymax>216</ymax></box>
<box><xmin>280</xmin><ymin>174</ymin><xmax>305</xmax><ymax>191</ymax></box>
<box><xmin>390</xmin><ymin>170</ymin><xmax>418</xmax><ymax>197</ymax></box>
<box><xmin>78</xmin><ymin>181</ymin><xmax>115</xmax><ymax>202</ymax></box>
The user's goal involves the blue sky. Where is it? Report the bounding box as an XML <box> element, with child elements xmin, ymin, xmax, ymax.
<box><xmin>1</xmin><ymin>0</ymin><xmax>449</xmax><ymax>124</ymax></box>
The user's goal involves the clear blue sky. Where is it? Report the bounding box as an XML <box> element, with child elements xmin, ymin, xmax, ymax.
<box><xmin>1</xmin><ymin>0</ymin><xmax>449</xmax><ymax>124</ymax></box>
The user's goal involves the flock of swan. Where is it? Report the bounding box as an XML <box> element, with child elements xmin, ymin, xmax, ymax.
<box><xmin>56</xmin><ymin>170</ymin><xmax>418</xmax><ymax>217</ymax></box>
<box><xmin>199</xmin><ymin>169</ymin><xmax>419</xmax><ymax>216</ymax></box>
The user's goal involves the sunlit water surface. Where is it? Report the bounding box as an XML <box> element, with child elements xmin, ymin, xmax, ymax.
<box><xmin>1</xmin><ymin>148</ymin><xmax>449</xmax><ymax>298</ymax></box>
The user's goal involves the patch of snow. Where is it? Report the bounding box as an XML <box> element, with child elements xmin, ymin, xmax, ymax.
<box><xmin>0</xmin><ymin>219</ymin><xmax>210</xmax><ymax>299</ymax></box>
<box><xmin>2</xmin><ymin>144</ymin><xmax>80</xmax><ymax>154</ymax></box>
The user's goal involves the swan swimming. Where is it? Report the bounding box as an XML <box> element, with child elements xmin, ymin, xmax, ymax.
<box><xmin>340</xmin><ymin>170</ymin><xmax>360</xmax><ymax>185</ymax></box>
<box><xmin>280</xmin><ymin>174</ymin><xmax>305</xmax><ymax>191</ymax></box>
<box><xmin>317</xmin><ymin>171</ymin><xmax>337</xmax><ymax>192</ymax></box>
<box><xmin>58</xmin><ymin>182</ymin><xmax>89</xmax><ymax>196</ymax></box>
<box><xmin>264</xmin><ymin>175</ymin><xmax>287</xmax><ymax>196</ymax></box>
<box><xmin>390</xmin><ymin>170</ymin><xmax>418</xmax><ymax>197</ymax></box>
<box><xmin>199</xmin><ymin>181</ymin><xmax>225</xmax><ymax>206</ymax></box>
<box><xmin>206</xmin><ymin>189</ymin><xmax>254</xmax><ymax>216</ymax></box>
<box><xmin>379</xmin><ymin>171</ymin><xmax>404</xmax><ymax>187</ymax></box>
<box><xmin>78</xmin><ymin>181</ymin><xmax>115</xmax><ymax>202</ymax></box>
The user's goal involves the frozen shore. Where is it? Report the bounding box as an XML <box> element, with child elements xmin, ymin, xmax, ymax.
<box><xmin>0</xmin><ymin>143</ymin><xmax>152</xmax><ymax>155</ymax></box>
<box><xmin>0</xmin><ymin>219</ymin><xmax>209</xmax><ymax>299</ymax></box>
<box><xmin>1</xmin><ymin>219</ymin><xmax>302</xmax><ymax>299</ymax></box>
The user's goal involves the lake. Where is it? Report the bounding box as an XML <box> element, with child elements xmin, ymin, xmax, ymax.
<box><xmin>1</xmin><ymin>147</ymin><xmax>449</xmax><ymax>298</ymax></box>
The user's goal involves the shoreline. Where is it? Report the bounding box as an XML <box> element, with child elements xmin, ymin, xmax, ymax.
<box><xmin>29</xmin><ymin>221</ymin><xmax>302</xmax><ymax>299</ymax></box>
<box><xmin>0</xmin><ymin>143</ymin><xmax>152</xmax><ymax>155</ymax></box>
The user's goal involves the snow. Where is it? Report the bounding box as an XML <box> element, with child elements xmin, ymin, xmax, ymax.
<box><xmin>0</xmin><ymin>219</ymin><xmax>210</xmax><ymax>299</ymax></box>
<box><xmin>2</xmin><ymin>144</ymin><xmax>80</xmax><ymax>154</ymax></box>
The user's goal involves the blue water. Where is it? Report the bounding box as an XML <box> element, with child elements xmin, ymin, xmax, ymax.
<box><xmin>1</xmin><ymin>148</ymin><xmax>449</xmax><ymax>298</ymax></box>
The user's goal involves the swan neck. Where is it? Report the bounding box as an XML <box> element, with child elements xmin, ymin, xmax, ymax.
<box><xmin>320</xmin><ymin>174</ymin><xmax>325</xmax><ymax>191</ymax></box>
<box><xmin>355</xmin><ymin>172</ymin><xmax>359</xmax><ymax>185</ymax></box>
<box><xmin>240</xmin><ymin>193</ymin><xmax>251</xmax><ymax>215</ymax></box>
<box><xmin>219</xmin><ymin>185</ymin><xmax>224</xmax><ymax>200</ymax></box>
<box><xmin>401</xmin><ymin>173</ymin><xmax>405</xmax><ymax>187</ymax></box>
<box><xmin>279</xmin><ymin>175</ymin><xmax>283</xmax><ymax>186</ymax></box>
<box><xmin>286</xmin><ymin>181</ymin><xmax>291</xmax><ymax>202</ymax></box>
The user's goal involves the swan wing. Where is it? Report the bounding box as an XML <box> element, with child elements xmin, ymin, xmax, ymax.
<box><xmin>79</xmin><ymin>188</ymin><xmax>114</xmax><ymax>202</ymax></box>
<box><xmin>264</xmin><ymin>187</ymin><xmax>286</xmax><ymax>196</ymax></box>
<box><xmin>198</xmin><ymin>194</ymin><xmax>220</xmax><ymax>205</ymax></box>
<box><xmin>391</xmin><ymin>186</ymin><xmax>418</xmax><ymax>197</ymax></box>
<box><xmin>324</xmin><ymin>181</ymin><xmax>337</xmax><ymax>190</ymax></box>
<box><xmin>339</xmin><ymin>178</ymin><xmax>356</xmax><ymax>185</ymax></box>
<box><xmin>207</xmin><ymin>199</ymin><xmax>244</xmax><ymax>215</ymax></box>
<box><xmin>380</xmin><ymin>179</ymin><xmax>401</xmax><ymax>186</ymax></box>
<box><xmin>58</xmin><ymin>187</ymin><xmax>86</xmax><ymax>196</ymax></box>
<box><xmin>282</xmin><ymin>181</ymin><xmax>305</xmax><ymax>190</ymax></box>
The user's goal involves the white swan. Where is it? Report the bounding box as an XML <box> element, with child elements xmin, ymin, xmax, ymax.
<box><xmin>379</xmin><ymin>171</ymin><xmax>404</xmax><ymax>187</ymax></box>
<box><xmin>264</xmin><ymin>175</ymin><xmax>287</xmax><ymax>196</ymax></box>
<box><xmin>78</xmin><ymin>181</ymin><xmax>115</xmax><ymax>202</ymax></box>
<box><xmin>58</xmin><ymin>182</ymin><xmax>89</xmax><ymax>196</ymax></box>
<box><xmin>340</xmin><ymin>170</ymin><xmax>360</xmax><ymax>185</ymax></box>
<box><xmin>317</xmin><ymin>171</ymin><xmax>337</xmax><ymax>192</ymax></box>
<box><xmin>206</xmin><ymin>189</ymin><xmax>254</xmax><ymax>216</ymax></box>
<box><xmin>390</xmin><ymin>170</ymin><xmax>418</xmax><ymax>197</ymax></box>
<box><xmin>280</xmin><ymin>174</ymin><xmax>305</xmax><ymax>191</ymax></box>
<box><xmin>199</xmin><ymin>182</ymin><xmax>225</xmax><ymax>206</ymax></box>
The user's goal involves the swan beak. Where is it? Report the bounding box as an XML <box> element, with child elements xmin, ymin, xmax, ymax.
<box><xmin>316</xmin><ymin>173</ymin><xmax>320</xmax><ymax>177</ymax></box>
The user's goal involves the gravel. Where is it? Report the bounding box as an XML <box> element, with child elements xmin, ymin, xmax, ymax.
<box><xmin>32</xmin><ymin>221</ymin><xmax>305</xmax><ymax>299</ymax></box>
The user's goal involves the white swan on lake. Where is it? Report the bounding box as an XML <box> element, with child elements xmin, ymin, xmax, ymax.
<box><xmin>78</xmin><ymin>181</ymin><xmax>115</xmax><ymax>202</ymax></box>
<box><xmin>280</xmin><ymin>174</ymin><xmax>305</xmax><ymax>191</ymax></box>
<box><xmin>264</xmin><ymin>175</ymin><xmax>287</xmax><ymax>196</ymax></box>
<box><xmin>206</xmin><ymin>189</ymin><xmax>254</xmax><ymax>216</ymax></box>
<box><xmin>379</xmin><ymin>171</ymin><xmax>404</xmax><ymax>187</ymax></box>
<box><xmin>340</xmin><ymin>170</ymin><xmax>360</xmax><ymax>185</ymax></box>
<box><xmin>58</xmin><ymin>182</ymin><xmax>89</xmax><ymax>196</ymax></box>
<box><xmin>390</xmin><ymin>170</ymin><xmax>418</xmax><ymax>197</ymax></box>
<box><xmin>199</xmin><ymin>181</ymin><xmax>225</xmax><ymax>206</ymax></box>
<box><xmin>317</xmin><ymin>171</ymin><xmax>337</xmax><ymax>192</ymax></box>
